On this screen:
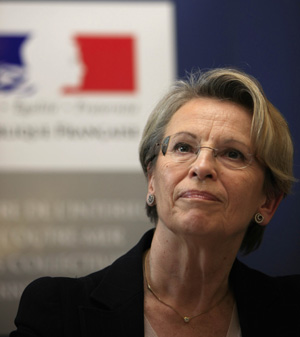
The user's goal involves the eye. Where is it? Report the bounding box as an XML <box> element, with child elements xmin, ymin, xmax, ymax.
<box><xmin>173</xmin><ymin>142</ymin><xmax>195</xmax><ymax>154</ymax></box>
<box><xmin>219</xmin><ymin>148</ymin><xmax>246</xmax><ymax>161</ymax></box>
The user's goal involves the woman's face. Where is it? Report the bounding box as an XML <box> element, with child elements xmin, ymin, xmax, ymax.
<box><xmin>148</xmin><ymin>98</ymin><xmax>276</xmax><ymax>243</ymax></box>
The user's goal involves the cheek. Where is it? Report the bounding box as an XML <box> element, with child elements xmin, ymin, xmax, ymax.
<box><xmin>153</xmin><ymin>162</ymin><xmax>185</xmax><ymax>204</ymax></box>
<box><xmin>226</xmin><ymin>172</ymin><xmax>265</xmax><ymax>213</ymax></box>
<box><xmin>156</xmin><ymin>166</ymin><xmax>175</xmax><ymax>198</ymax></box>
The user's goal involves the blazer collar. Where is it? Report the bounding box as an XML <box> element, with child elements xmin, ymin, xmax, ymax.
<box><xmin>90</xmin><ymin>229</ymin><xmax>153</xmax><ymax>308</ymax></box>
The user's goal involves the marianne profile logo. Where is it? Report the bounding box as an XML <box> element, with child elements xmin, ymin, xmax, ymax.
<box><xmin>0</xmin><ymin>33</ymin><xmax>136</xmax><ymax>96</ymax></box>
<box><xmin>0</xmin><ymin>34</ymin><xmax>31</xmax><ymax>94</ymax></box>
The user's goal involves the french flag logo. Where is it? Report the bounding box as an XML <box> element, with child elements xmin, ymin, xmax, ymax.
<box><xmin>63</xmin><ymin>35</ymin><xmax>136</xmax><ymax>94</ymax></box>
<box><xmin>0</xmin><ymin>34</ymin><xmax>30</xmax><ymax>92</ymax></box>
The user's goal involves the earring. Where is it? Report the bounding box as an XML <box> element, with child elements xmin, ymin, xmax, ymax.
<box><xmin>254</xmin><ymin>213</ymin><xmax>264</xmax><ymax>224</ymax></box>
<box><xmin>147</xmin><ymin>194</ymin><xmax>155</xmax><ymax>206</ymax></box>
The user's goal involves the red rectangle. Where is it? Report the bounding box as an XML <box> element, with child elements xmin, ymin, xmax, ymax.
<box><xmin>64</xmin><ymin>35</ymin><xmax>136</xmax><ymax>93</ymax></box>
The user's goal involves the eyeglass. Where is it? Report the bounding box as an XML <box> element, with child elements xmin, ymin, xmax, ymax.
<box><xmin>158</xmin><ymin>132</ymin><xmax>254</xmax><ymax>170</ymax></box>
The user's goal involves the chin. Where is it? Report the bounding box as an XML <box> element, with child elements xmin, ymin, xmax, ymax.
<box><xmin>175</xmin><ymin>214</ymin><xmax>216</xmax><ymax>236</ymax></box>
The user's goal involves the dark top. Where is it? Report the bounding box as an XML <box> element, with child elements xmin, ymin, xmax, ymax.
<box><xmin>10</xmin><ymin>229</ymin><xmax>300</xmax><ymax>337</ymax></box>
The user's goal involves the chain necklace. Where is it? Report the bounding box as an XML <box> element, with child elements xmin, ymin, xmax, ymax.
<box><xmin>144</xmin><ymin>251</ymin><xmax>229</xmax><ymax>324</ymax></box>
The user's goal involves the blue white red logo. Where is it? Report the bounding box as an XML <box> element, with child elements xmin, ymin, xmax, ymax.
<box><xmin>0</xmin><ymin>34</ymin><xmax>30</xmax><ymax>93</ymax></box>
<box><xmin>0</xmin><ymin>33</ymin><xmax>136</xmax><ymax>96</ymax></box>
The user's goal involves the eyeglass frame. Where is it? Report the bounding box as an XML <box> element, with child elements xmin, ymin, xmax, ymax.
<box><xmin>156</xmin><ymin>133</ymin><xmax>255</xmax><ymax>170</ymax></box>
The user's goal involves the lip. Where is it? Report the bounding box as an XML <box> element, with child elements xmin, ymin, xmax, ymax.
<box><xmin>178</xmin><ymin>190</ymin><xmax>221</xmax><ymax>202</ymax></box>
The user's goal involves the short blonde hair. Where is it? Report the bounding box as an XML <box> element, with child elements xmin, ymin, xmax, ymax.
<box><xmin>139</xmin><ymin>68</ymin><xmax>295</xmax><ymax>254</ymax></box>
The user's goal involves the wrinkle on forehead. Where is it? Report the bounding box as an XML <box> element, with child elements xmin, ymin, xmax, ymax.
<box><xmin>165</xmin><ymin>98</ymin><xmax>253</xmax><ymax>149</ymax></box>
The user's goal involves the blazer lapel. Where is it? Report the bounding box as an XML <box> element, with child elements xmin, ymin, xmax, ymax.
<box><xmin>78</xmin><ymin>230</ymin><xmax>154</xmax><ymax>337</ymax></box>
<box><xmin>78</xmin><ymin>299</ymin><xmax>144</xmax><ymax>337</ymax></box>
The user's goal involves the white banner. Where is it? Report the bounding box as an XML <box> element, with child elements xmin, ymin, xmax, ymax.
<box><xmin>0</xmin><ymin>1</ymin><xmax>176</xmax><ymax>171</ymax></box>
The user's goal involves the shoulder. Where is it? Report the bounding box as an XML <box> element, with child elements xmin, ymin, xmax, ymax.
<box><xmin>233</xmin><ymin>259</ymin><xmax>300</xmax><ymax>284</ymax></box>
<box><xmin>11</xmin><ymin>230</ymin><xmax>154</xmax><ymax>336</ymax></box>
<box><xmin>231</xmin><ymin>260</ymin><xmax>300</xmax><ymax>336</ymax></box>
<box><xmin>232</xmin><ymin>260</ymin><xmax>300</xmax><ymax>314</ymax></box>
<box><xmin>19</xmin><ymin>265</ymin><xmax>110</xmax><ymax>307</ymax></box>
<box><xmin>232</xmin><ymin>259</ymin><xmax>300</xmax><ymax>292</ymax></box>
<box><xmin>11</xmin><ymin>270</ymin><xmax>110</xmax><ymax>337</ymax></box>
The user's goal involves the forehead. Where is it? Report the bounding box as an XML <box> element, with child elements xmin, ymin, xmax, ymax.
<box><xmin>165</xmin><ymin>98</ymin><xmax>253</xmax><ymax>142</ymax></box>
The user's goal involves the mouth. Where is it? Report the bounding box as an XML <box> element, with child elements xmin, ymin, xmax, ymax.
<box><xmin>178</xmin><ymin>190</ymin><xmax>221</xmax><ymax>202</ymax></box>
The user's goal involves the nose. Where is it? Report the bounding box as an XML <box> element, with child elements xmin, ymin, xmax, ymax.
<box><xmin>188</xmin><ymin>147</ymin><xmax>218</xmax><ymax>181</ymax></box>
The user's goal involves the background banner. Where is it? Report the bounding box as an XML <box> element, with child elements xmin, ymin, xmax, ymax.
<box><xmin>0</xmin><ymin>1</ymin><xmax>175</xmax><ymax>333</ymax></box>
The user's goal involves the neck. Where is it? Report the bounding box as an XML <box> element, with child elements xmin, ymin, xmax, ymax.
<box><xmin>145</xmin><ymin>225</ymin><xmax>239</xmax><ymax>316</ymax></box>
<box><xmin>144</xmin><ymin>250</ymin><xmax>231</xmax><ymax>323</ymax></box>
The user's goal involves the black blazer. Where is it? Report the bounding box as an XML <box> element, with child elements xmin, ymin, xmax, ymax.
<box><xmin>10</xmin><ymin>229</ymin><xmax>300</xmax><ymax>337</ymax></box>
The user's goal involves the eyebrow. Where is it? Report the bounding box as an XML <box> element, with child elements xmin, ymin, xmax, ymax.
<box><xmin>171</xmin><ymin>131</ymin><xmax>252</xmax><ymax>152</ymax></box>
<box><xmin>172</xmin><ymin>131</ymin><xmax>197</xmax><ymax>139</ymax></box>
<box><xmin>222</xmin><ymin>138</ymin><xmax>252</xmax><ymax>151</ymax></box>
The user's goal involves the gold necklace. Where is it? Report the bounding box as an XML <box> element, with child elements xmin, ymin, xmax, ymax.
<box><xmin>144</xmin><ymin>251</ymin><xmax>229</xmax><ymax>324</ymax></box>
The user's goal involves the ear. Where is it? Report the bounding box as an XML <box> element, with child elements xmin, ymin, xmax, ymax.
<box><xmin>147</xmin><ymin>165</ymin><xmax>155</xmax><ymax>195</ymax></box>
<box><xmin>257</xmin><ymin>193</ymin><xmax>283</xmax><ymax>226</ymax></box>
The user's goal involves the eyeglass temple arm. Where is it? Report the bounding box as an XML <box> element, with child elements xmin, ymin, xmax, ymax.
<box><xmin>161</xmin><ymin>136</ymin><xmax>170</xmax><ymax>156</ymax></box>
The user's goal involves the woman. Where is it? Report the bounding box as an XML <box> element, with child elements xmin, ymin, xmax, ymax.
<box><xmin>10</xmin><ymin>69</ymin><xmax>300</xmax><ymax>337</ymax></box>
